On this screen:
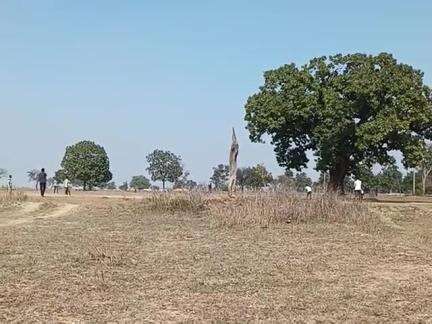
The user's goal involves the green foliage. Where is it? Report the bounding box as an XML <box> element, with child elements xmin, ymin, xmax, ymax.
<box><xmin>401</xmin><ymin>171</ymin><xmax>422</xmax><ymax>195</ymax></box>
<box><xmin>353</xmin><ymin>165</ymin><xmax>378</xmax><ymax>190</ymax></box>
<box><xmin>146</xmin><ymin>149</ymin><xmax>183</xmax><ymax>190</ymax></box>
<box><xmin>237</xmin><ymin>164</ymin><xmax>273</xmax><ymax>189</ymax></box>
<box><xmin>0</xmin><ymin>168</ymin><xmax>7</xmax><ymax>179</ymax></box>
<box><xmin>130</xmin><ymin>175</ymin><xmax>151</xmax><ymax>191</ymax></box>
<box><xmin>417</xmin><ymin>144</ymin><xmax>432</xmax><ymax>195</ymax></box>
<box><xmin>61</xmin><ymin>141</ymin><xmax>112</xmax><ymax>190</ymax></box>
<box><xmin>377</xmin><ymin>165</ymin><xmax>403</xmax><ymax>193</ymax></box>
<box><xmin>54</xmin><ymin>169</ymin><xmax>66</xmax><ymax>182</ymax></box>
<box><xmin>173</xmin><ymin>171</ymin><xmax>197</xmax><ymax>190</ymax></box>
<box><xmin>210</xmin><ymin>164</ymin><xmax>229</xmax><ymax>190</ymax></box>
<box><xmin>245</xmin><ymin>53</ymin><xmax>432</xmax><ymax>191</ymax></box>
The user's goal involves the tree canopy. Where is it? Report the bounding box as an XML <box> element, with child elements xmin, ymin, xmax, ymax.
<box><xmin>245</xmin><ymin>53</ymin><xmax>432</xmax><ymax>191</ymax></box>
<box><xmin>61</xmin><ymin>140</ymin><xmax>112</xmax><ymax>190</ymax></box>
<box><xmin>237</xmin><ymin>164</ymin><xmax>273</xmax><ymax>189</ymax></box>
<box><xmin>146</xmin><ymin>149</ymin><xmax>183</xmax><ymax>189</ymax></box>
<box><xmin>173</xmin><ymin>171</ymin><xmax>197</xmax><ymax>190</ymax></box>
<box><xmin>0</xmin><ymin>168</ymin><xmax>7</xmax><ymax>179</ymax></box>
<box><xmin>130</xmin><ymin>175</ymin><xmax>151</xmax><ymax>191</ymax></box>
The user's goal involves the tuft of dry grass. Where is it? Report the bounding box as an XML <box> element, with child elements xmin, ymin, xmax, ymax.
<box><xmin>145</xmin><ymin>192</ymin><xmax>207</xmax><ymax>213</ymax></box>
<box><xmin>0</xmin><ymin>191</ymin><xmax>27</xmax><ymax>210</ymax></box>
<box><xmin>210</xmin><ymin>192</ymin><xmax>378</xmax><ymax>230</ymax></box>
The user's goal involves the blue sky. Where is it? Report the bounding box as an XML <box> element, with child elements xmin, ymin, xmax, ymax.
<box><xmin>1</xmin><ymin>0</ymin><xmax>431</xmax><ymax>187</ymax></box>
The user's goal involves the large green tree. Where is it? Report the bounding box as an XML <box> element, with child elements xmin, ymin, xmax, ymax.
<box><xmin>245</xmin><ymin>53</ymin><xmax>432</xmax><ymax>191</ymax></box>
<box><xmin>61</xmin><ymin>140</ymin><xmax>112</xmax><ymax>190</ymax></box>
<box><xmin>146</xmin><ymin>149</ymin><xmax>183</xmax><ymax>190</ymax></box>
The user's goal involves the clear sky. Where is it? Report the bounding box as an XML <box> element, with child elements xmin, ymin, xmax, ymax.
<box><xmin>1</xmin><ymin>0</ymin><xmax>431</xmax><ymax>187</ymax></box>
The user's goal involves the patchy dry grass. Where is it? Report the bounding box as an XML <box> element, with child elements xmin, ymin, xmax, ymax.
<box><xmin>209</xmin><ymin>192</ymin><xmax>378</xmax><ymax>229</ymax></box>
<box><xmin>0</xmin><ymin>193</ymin><xmax>432</xmax><ymax>322</ymax></box>
<box><xmin>145</xmin><ymin>192</ymin><xmax>207</xmax><ymax>213</ymax></box>
<box><xmin>0</xmin><ymin>191</ymin><xmax>27</xmax><ymax>211</ymax></box>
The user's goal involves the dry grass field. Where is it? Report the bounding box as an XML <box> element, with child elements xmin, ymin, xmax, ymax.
<box><xmin>1</xmin><ymin>190</ymin><xmax>432</xmax><ymax>322</ymax></box>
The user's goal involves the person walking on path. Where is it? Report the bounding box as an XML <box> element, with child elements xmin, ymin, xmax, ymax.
<box><xmin>64</xmin><ymin>178</ymin><xmax>71</xmax><ymax>196</ymax></box>
<box><xmin>37</xmin><ymin>168</ymin><xmax>47</xmax><ymax>197</ymax></box>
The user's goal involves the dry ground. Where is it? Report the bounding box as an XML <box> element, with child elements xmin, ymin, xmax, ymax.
<box><xmin>1</xmin><ymin>191</ymin><xmax>432</xmax><ymax>322</ymax></box>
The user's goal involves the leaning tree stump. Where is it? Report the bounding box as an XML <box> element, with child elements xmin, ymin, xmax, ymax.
<box><xmin>228</xmin><ymin>128</ymin><xmax>239</xmax><ymax>197</ymax></box>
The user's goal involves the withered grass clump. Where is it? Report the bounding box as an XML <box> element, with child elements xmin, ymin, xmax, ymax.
<box><xmin>0</xmin><ymin>191</ymin><xmax>27</xmax><ymax>210</ymax></box>
<box><xmin>145</xmin><ymin>192</ymin><xmax>207</xmax><ymax>213</ymax></box>
<box><xmin>210</xmin><ymin>192</ymin><xmax>376</xmax><ymax>229</ymax></box>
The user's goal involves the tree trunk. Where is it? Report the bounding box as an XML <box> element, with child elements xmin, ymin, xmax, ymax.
<box><xmin>162</xmin><ymin>180</ymin><xmax>166</xmax><ymax>190</ymax></box>
<box><xmin>83</xmin><ymin>181</ymin><xmax>87</xmax><ymax>191</ymax></box>
<box><xmin>328</xmin><ymin>158</ymin><xmax>349</xmax><ymax>194</ymax></box>
<box><xmin>422</xmin><ymin>169</ymin><xmax>430</xmax><ymax>196</ymax></box>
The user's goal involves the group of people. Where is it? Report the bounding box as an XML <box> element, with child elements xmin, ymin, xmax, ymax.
<box><xmin>4</xmin><ymin>168</ymin><xmax>72</xmax><ymax>197</ymax></box>
<box><xmin>36</xmin><ymin>168</ymin><xmax>71</xmax><ymax>197</ymax></box>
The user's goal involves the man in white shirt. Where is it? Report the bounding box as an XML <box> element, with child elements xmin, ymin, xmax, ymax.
<box><xmin>305</xmin><ymin>185</ymin><xmax>312</xmax><ymax>199</ymax></box>
<box><xmin>354</xmin><ymin>179</ymin><xmax>362</xmax><ymax>199</ymax></box>
<box><xmin>64</xmin><ymin>178</ymin><xmax>71</xmax><ymax>196</ymax></box>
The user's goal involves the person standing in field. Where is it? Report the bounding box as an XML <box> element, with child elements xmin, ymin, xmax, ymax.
<box><xmin>305</xmin><ymin>185</ymin><xmax>312</xmax><ymax>199</ymax></box>
<box><xmin>53</xmin><ymin>179</ymin><xmax>60</xmax><ymax>194</ymax></box>
<box><xmin>7</xmin><ymin>175</ymin><xmax>13</xmax><ymax>193</ymax></box>
<box><xmin>64</xmin><ymin>178</ymin><xmax>71</xmax><ymax>196</ymax></box>
<box><xmin>37</xmin><ymin>168</ymin><xmax>47</xmax><ymax>197</ymax></box>
<box><xmin>354</xmin><ymin>178</ymin><xmax>362</xmax><ymax>199</ymax></box>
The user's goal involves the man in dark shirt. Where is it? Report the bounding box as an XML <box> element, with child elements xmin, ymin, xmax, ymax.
<box><xmin>38</xmin><ymin>168</ymin><xmax>47</xmax><ymax>197</ymax></box>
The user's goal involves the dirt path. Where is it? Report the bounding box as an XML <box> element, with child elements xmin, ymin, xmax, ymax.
<box><xmin>0</xmin><ymin>202</ymin><xmax>78</xmax><ymax>227</ymax></box>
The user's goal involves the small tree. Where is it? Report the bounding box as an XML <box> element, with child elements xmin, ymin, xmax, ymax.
<box><xmin>27</xmin><ymin>169</ymin><xmax>40</xmax><ymax>189</ymax></box>
<box><xmin>210</xmin><ymin>164</ymin><xmax>229</xmax><ymax>190</ymax></box>
<box><xmin>61</xmin><ymin>140</ymin><xmax>112</xmax><ymax>190</ymax></box>
<box><xmin>130</xmin><ymin>175</ymin><xmax>151</xmax><ymax>191</ymax></box>
<box><xmin>244</xmin><ymin>164</ymin><xmax>273</xmax><ymax>189</ymax></box>
<box><xmin>54</xmin><ymin>169</ymin><xmax>66</xmax><ymax>183</ymax></box>
<box><xmin>173</xmin><ymin>171</ymin><xmax>197</xmax><ymax>190</ymax></box>
<box><xmin>236</xmin><ymin>167</ymin><xmax>252</xmax><ymax>191</ymax></box>
<box><xmin>146</xmin><ymin>150</ymin><xmax>183</xmax><ymax>190</ymax></box>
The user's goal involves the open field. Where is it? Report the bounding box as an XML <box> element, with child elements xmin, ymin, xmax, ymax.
<box><xmin>1</xmin><ymin>191</ymin><xmax>432</xmax><ymax>322</ymax></box>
